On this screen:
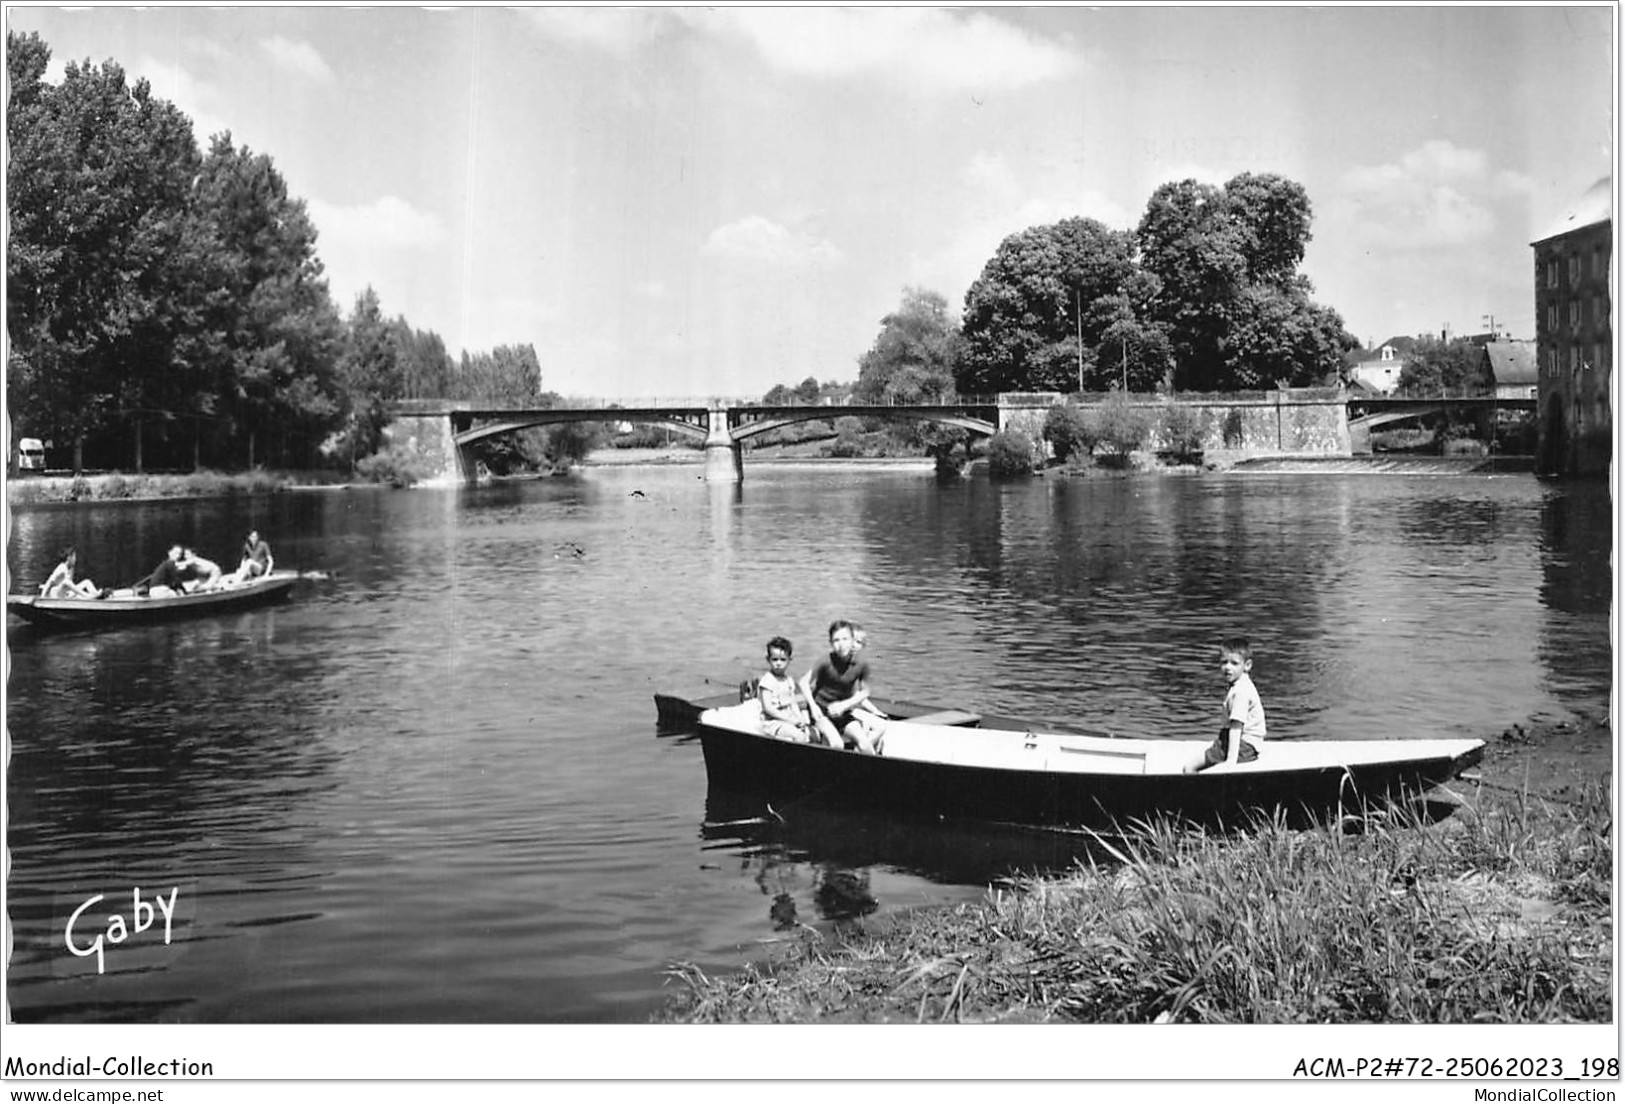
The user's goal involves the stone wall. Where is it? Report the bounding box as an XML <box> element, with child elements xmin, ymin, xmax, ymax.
<box><xmin>381</xmin><ymin>411</ymin><xmax>466</xmax><ymax>484</ymax></box>
<box><xmin>997</xmin><ymin>390</ymin><xmax>1353</xmax><ymax>460</ymax></box>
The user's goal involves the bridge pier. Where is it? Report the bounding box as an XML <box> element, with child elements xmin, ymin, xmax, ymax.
<box><xmin>382</xmin><ymin>410</ymin><xmax>473</xmax><ymax>484</ymax></box>
<box><xmin>703</xmin><ymin>408</ymin><xmax>743</xmax><ymax>483</ymax></box>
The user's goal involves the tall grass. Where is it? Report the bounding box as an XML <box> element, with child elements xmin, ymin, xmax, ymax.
<box><xmin>7</xmin><ymin>470</ymin><xmax>293</xmax><ymax>504</ymax></box>
<box><xmin>660</xmin><ymin>783</ymin><xmax>1612</xmax><ymax>1024</ymax></box>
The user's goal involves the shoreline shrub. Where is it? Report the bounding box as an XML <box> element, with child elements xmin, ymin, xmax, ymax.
<box><xmin>1160</xmin><ymin>404</ymin><xmax>1206</xmax><ymax>463</ymax></box>
<box><xmin>986</xmin><ymin>430</ymin><xmax>1036</xmax><ymax>479</ymax></box>
<box><xmin>1043</xmin><ymin>404</ymin><xmax>1093</xmax><ymax>463</ymax></box>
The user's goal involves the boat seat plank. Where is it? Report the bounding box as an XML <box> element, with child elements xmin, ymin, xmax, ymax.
<box><xmin>898</xmin><ymin>709</ymin><xmax>981</xmax><ymax>727</ymax></box>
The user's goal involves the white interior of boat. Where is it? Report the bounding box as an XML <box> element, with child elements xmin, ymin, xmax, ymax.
<box><xmin>701</xmin><ymin>702</ymin><xmax>1483</xmax><ymax>777</ymax></box>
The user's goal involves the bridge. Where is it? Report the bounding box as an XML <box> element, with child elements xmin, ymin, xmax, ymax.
<box><xmin>385</xmin><ymin>390</ymin><xmax>1538</xmax><ymax>484</ymax></box>
<box><xmin>1345</xmin><ymin>393</ymin><xmax>1536</xmax><ymax>450</ymax></box>
<box><xmin>387</xmin><ymin>396</ymin><xmax>1009</xmax><ymax>483</ymax></box>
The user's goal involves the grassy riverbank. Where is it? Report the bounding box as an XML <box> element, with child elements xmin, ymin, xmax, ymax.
<box><xmin>657</xmin><ymin>716</ymin><xmax>1613</xmax><ymax>1025</ymax></box>
<box><xmin>5</xmin><ymin>469</ymin><xmax>346</xmax><ymax>504</ymax></box>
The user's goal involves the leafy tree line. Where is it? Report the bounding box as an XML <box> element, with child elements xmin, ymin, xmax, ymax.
<box><xmin>1395</xmin><ymin>336</ymin><xmax>1492</xmax><ymax>394</ymax></box>
<box><xmin>957</xmin><ymin>173</ymin><xmax>1357</xmax><ymax>395</ymax></box>
<box><xmin>760</xmin><ymin>174</ymin><xmax>1359</xmax><ymax>434</ymax></box>
<box><xmin>6</xmin><ymin>32</ymin><xmax>548</xmax><ymax>475</ymax></box>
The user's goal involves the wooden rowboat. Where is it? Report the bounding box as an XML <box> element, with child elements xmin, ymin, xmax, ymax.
<box><xmin>654</xmin><ymin>691</ymin><xmax>1485</xmax><ymax>832</ymax></box>
<box><xmin>7</xmin><ymin>570</ymin><xmax>300</xmax><ymax>629</ymax></box>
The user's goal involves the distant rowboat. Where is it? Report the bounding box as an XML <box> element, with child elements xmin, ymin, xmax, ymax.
<box><xmin>7</xmin><ymin>570</ymin><xmax>299</xmax><ymax>629</ymax></box>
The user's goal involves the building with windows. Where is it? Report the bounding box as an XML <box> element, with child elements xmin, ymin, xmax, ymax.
<box><xmin>1483</xmin><ymin>340</ymin><xmax>1539</xmax><ymax>400</ymax></box>
<box><xmin>1347</xmin><ymin>336</ymin><xmax>1418</xmax><ymax>393</ymax></box>
<box><xmin>1533</xmin><ymin>177</ymin><xmax>1612</xmax><ymax>476</ymax></box>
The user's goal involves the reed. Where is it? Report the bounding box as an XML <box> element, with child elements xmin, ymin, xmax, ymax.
<box><xmin>658</xmin><ymin>782</ymin><xmax>1612</xmax><ymax>1024</ymax></box>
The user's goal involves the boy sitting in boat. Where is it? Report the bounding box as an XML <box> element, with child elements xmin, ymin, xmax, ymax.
<box><xmin>1190</xmin><ymin>636</ymin><xmax>1267</xmax><ymax>772</ymax></box>
<box><xmin>801</xmin><ymin>619</ymin><xmax>885</xmax><ymax>754</ymax></box>
<box><xmin>757</xmin><ymin>636</ymin><xmax>812</xmax><ymax>742</ymax></box>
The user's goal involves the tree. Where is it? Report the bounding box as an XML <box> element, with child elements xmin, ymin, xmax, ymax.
<box><xmin>854</xmin><ymin>287</ymin><xmax>961</xmax><ymax>403</ymax></box>
<box><xmin>1396</xmin><ymin>336</ymin><xmax>1490</xmax><ymax>394</ymax></box>
<box><xmin>6</xmin><ymin>36</ymin><xmax>212</xmax><ymax>469</ymax></box>
<box><xmin>195</xmin><ymin>133</ymin><xmax>344</xmax><ymax>467</ymax></box>
<box><xmin>330</xmin><ymin>288</ymin><xmax>401</xmax><ymax>469</ymax></box>
<box><xmin>985</xmin><ymin>429</ymin><xmax>1036</xmax><ymax>478</ymax></box>
<box><xmin>1135</xmin><ymin>173</ymin><xmax>1353</xmax><ymax>391</ymax></box>
<box><xmin>957</xmin><ymin>219</ymin><xmax>1148</xmax><ymax>395</ymax></box>
<box><xmin>1089</xmin><ymin>394</ymin><xmax>1152</xmax><ymax>462</ymax></box>
<box><xmin>1043</xmin><ymin>404</ymin><xmax>1091</xmax><ymax>463</ymax></box>
<box><xmin>454</xmin><ymin>344</ymin><xmax>549</xmax><ymax>472</ymax></box>
<box><xmin>853</xmin><ymin>287</ymin><xmax>965</xmax><ymax>454</ymax></box>
<box><xmin>392</xmin><ymin>319</ymin><xmax>456</xmax><ymax>398</ymax></box>
<box><xmin>454</xmin><ymin>343</ymin><xmax>542</xmax><ymax>403</ymax></box>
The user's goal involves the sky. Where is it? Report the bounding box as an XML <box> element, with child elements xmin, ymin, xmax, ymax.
<box><xmin>6</xmin><ymin>4</ymin><xmax>1616</xmax><ymax>402</ymax></box>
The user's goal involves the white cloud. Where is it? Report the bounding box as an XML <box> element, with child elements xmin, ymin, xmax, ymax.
<box><xmin>631</xmin><ymin>279</ymin><xmax>669</xmax><ymax>301</ymax></box>
<box><xmin>260</xmin><ymin>36</ymin><xmax>335</xmax><ymax>84</ymax></box>
<box><xmin>690</xmin><ymin>8</ymin><xmax>1079</xmax><ymax>94</ymax></box>
<box><xmin>525</xmin><ymin>8</ymin><xmax>670</xmax><ymax>57</ymax></box>
<box><xmin>701</xmin><ymin>215</ymin><xmax>843</xmax><ymax>269</ymax></box>
<box><xmin>1329</xmin><ymin>139</ymin><xmax>1521</xmax><ymax>249</ymax></box>
<box><xmin>307</xmin><ymin>195</ymin><xmax>448</xmax><ymax>253</ymax></box>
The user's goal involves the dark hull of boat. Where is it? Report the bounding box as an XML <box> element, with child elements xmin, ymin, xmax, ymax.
<box><xmin>7</xmin><ymin>572</ymin><xmax>299</xmax><ymax>629</ymax></box>
<box><xmin>688</xmin><ymin>714</ymin><xmax>1483</xmax><ymax>832</ymax></box>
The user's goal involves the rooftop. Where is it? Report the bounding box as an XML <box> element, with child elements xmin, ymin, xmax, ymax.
<box><xmin>1485</xmin><ymin>341</ymin><xmax>1538</xmax><ymax>385</ymax></box>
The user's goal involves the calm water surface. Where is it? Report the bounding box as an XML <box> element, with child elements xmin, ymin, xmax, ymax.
<box><xmin>4</xmin><ymin>464</ymin><xmax>1612</xmax><ymax>1022</ymax></box>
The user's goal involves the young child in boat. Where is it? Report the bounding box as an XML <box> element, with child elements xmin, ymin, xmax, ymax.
<box><xmin>757</xmin><ymin>636</ymin><xmax>812</xmax><ymax>742</ymax></box>
<box><xmin>801</xmin><ymin>619</ymin><xmax>885</xmax><ymax>754</ymax></box>
<box><xmin>1190</xmin><ymin>636</ymin><xmax>1267</xmax><ymax>772</ymax></box>
<box><xmin>40</xmin><ymin>546</ymin><xmax>100</xmax><ymax>599</ymax></box>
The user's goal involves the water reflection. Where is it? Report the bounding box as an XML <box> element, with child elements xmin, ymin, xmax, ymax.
<box><xmin>6</xmin><ymin>468</ymin><xmax>1610</xmax><ymax>1022</ymax></box>
<box><xmin>1537</xmin><ymin>484</ymin><xmax>1614</xmax><ymax>712</ymax></box>
<box><xmin>701</xmin><ymin>784</ymin><xmax>1111</xmax><ymax>931</ymax></box>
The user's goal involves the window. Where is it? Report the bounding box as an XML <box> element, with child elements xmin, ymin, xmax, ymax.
<box><xmin>1547</xmin><ymin>260</ymin><xmax>1560</xmax><ymax>288</ymax></box>
<box><xmin>1547</xmin><ymin>304</ymin><xmax>1558</xmax><ymax>331</ymax></box>
<box><xmin>1570</xmin><ymin>346</ymin><xmax>1582</xmax><ymax>374</ymax></box>
<box><xmin>1569</xmin><ymin>301</ymin><xmax>1581</xmax><ymax>330</ymax></box>
<box><xmin>1547</xmin><ymin>349</ymin><xmax>1560</xmax><ymax>377</ymax></box>
<box><xmin>1569</xmin><ymin>255</ymin><xmax>1582</xmax><ymax>284</ymax></box>
<box><xmin>1594</xmin><ymin>249</ymin><xmax>1608</xmax><ymax>277</ymax></box>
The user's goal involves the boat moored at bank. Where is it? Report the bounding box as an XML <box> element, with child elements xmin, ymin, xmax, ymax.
<box><xmin>656</xmin><ymin>691</ymin><xmax>1485</xmax><ymax>832</ymax></box>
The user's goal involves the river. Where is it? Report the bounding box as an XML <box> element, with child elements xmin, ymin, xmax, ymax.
<box><xmin>3</xmin><ymin>463</ymin><xmax>1612</xmax><ymax>1022</ymax></box>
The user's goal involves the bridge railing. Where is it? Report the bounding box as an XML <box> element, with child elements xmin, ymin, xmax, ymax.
<box><xmin>395</xmin><ymin>394</ymin><xmax>1003</xmax><ymax>413</ymax></box>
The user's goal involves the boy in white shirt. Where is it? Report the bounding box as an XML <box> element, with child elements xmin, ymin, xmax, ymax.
<box><xmin>757</xmin><ymin>636</ymin><xmax>812</xmax><ymax>742</ymax></box>
<box><xmin>1191</xmin><ymin>636</ymin><xmax>1267</xmax><ymax>772</ymax></box>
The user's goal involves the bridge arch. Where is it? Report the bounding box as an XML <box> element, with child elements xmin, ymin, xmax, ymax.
<box><xmin>452</xmin><ymin>408</ymin><xmax>709</xmax><ymax>448</ymax></box>
<box><xmin>728</xmin><ymin>405</ymin><xmax>998</xmax><ymax>442</ymax></box>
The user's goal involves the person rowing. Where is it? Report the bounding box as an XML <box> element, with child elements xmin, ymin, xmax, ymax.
<box><xmin>132</xmin><ymin>544</ymin><xmax>187</xmax><ymax>597</ymax></box>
